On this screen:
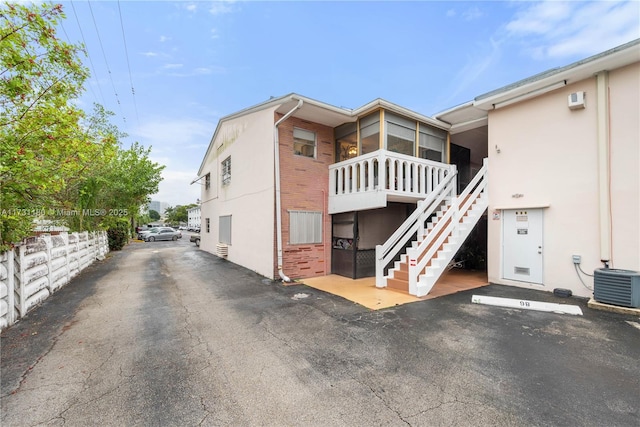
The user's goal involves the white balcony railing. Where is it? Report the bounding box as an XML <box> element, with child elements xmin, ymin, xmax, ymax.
<box><xmin>328</xmin><ymin>149</ymin><xmax>456</xmax><ymax>214</ymax></box>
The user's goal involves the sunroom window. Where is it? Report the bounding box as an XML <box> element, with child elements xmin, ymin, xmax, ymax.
<box><xmin>335</xmin><ymin>122</ymin><xmax>357</xmax><ymax>162</ymax></box>
<box><xmin>359</xmin><ymin>112</ymin><xmax>380</xmax><ymax>155</ymax></box>
<box><xmin>386</xmin><ymin>112</ymin><xmax>415</xmax><ymax>156</ymax></box>
<box><xmin>419</xmin><ymin>124</ymin><xmax>446</xmax><ymax>162</ymax></box>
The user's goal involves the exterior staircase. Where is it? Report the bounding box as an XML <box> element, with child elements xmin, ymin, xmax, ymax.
<box><xmin>376</xmin><ymin>158</ymin><xmax>488</xmax><ymax>297</ymax></box>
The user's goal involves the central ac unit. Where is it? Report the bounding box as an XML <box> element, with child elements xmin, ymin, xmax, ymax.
<box><xmin>593</xmin><ymin>268</ymin><xmax>640</xmax><ymax>308</ymax></box>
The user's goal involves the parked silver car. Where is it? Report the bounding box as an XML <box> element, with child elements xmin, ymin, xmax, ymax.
<box><xmin>144</xmin><ymin>227</ymin><xmax>180</xmax><ymax>242</ymax></box>
<box><xmin>137</xmin><ymin>227</ymin><xmax>159</xmax><ymax>240</ymax></box>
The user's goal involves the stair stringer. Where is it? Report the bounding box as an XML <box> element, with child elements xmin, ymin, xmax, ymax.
<box><xmin>404</xmin><ymin>158</ymin><xmax>488</xmax><ymax>297</ymax></box>
<box><xmin>415</xmin><ymin>193</ymin><xmax>488</xmax><ymax>297</ymax></box>
<box><xmin>385</xmin><ymin>199</ymin><xmax>452</xmax><ymax>286</ymax></box>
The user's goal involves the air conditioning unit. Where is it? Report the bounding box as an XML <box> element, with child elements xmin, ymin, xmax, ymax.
<box><xmin>216</xmin><ymin>243</ymin><xmax>228</xmax><ymax>258</ymax></box>
<box><xmin>568</xmin><ymin>91</ymin><xmax>585</xmax><ymax>110</ymax></box>
<box><xmin>593</xmin><ymin>268</ymin><xmax>640</xmax><ymax>308</ymax></box>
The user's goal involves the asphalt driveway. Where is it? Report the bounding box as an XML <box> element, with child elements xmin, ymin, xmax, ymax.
<box><xmin>1</xmin><ymin>236</ymin><xmax>639</xmax><ymax>426</ymax></box>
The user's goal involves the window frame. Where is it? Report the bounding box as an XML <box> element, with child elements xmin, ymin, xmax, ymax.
<box><xmin>293</xmin><ymin>128</ymin><xmax>317</xmax><ymax>159</ymax></box>
<box><xmin>221</xmin><ymin>156</ymin><xmax>231</xmax><ymax>186</ymax></box>
<box><xmin>205</xmin><ymin>173</ymin><xmax>211</xmax><ymax>190</ymax></box>
<box><xmin>219</xmin><ymin>215</ymin><xmax>232</xmax><ymax>244</ymax></box>
<box><xmin>289</xmin><ymin>210</ymin><xmax>323</xmax><ymax>245</ymax></box>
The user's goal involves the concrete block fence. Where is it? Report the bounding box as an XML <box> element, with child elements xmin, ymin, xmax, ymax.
<box><xmin>0</xmin><ymin>231</ymin><xmax>109</xmax><ymax>331</ymax></box>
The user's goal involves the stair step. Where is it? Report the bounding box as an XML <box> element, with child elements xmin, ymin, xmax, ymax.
<box><xmin>387</xmin><ymin>277</ymin><xmax>409</xmax><ymax>292</ymax></box>
<box><xmin>393</xmin><ymin>269</ymin><xmax>408</xmax><ymax>281</ymax></box>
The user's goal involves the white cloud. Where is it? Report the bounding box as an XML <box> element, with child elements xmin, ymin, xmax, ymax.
<box><xmin>209</xmin><ymin>1</ymin><xmax>235</xmax><ymax>16</ymax></box>
<box><xmin>165</xmin><ymin>65</ymin><xmax>227</xmax><ymax>77</ymax></box>
<box><xmin>133</xmin><ymin>117</ymin><xmax>215</xmax><ymax>207</ymax></box>
<box><xmin>446</xmin><ymin>9</ymin><xmax>456</xmax><ymax>18</ymax></box>
<box><xmin>505</xmin><ymin>1</ymin><xmax>572</xmax><ymax>35</ymax></box>
<box><xmin>163</xmin><ymin>63</ymin><xmax>184</xmax><ymax>69</ymax></box>
<box><xmin>463</xmin><ymin>7</ymin><xmax>484</xmax><ymax>21</ymax></box>
<box><xmin>505</xmin><ymin>0</ymin><xmax>640</xmax><ymax>59</ymax></box>
<box><xmin>132</xmin><ymin>117</ymin><xmax>213</xmax><ymax>149</ymax></box>
<box><xmin>211</xmin><ymin>28</ymin><xmax>220</xmax><ymax>39</ymax></box>
<box><xmin>152</xmin><ymin>169</ymin><xmax>202</xmax><ymax>207</ymax></box>
<box><xmin>185</xmin><ymin>3</ymin><xmax>197</xmax><ymax>12</ymax></box>
<box><xmin>159</xmin><ymin>35</ymin><xmax>171</xmax><ymax>42</ymax></box>
<box><xmin>445</xmin><ymin>38</ymin><xmax>502</xmax><ymax>103</ymax></box>
<box><xmin>141</xmin><ymin>51</ymin><xmax>158</xmax><ymax>57</ymax></box>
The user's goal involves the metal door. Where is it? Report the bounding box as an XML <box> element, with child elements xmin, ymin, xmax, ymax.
<box><xmin>502</xmin><ymin>209</ymin><xmax>543</xmax><ymax>284</ymax></box>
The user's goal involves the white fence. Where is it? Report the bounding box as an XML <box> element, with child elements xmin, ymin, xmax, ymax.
<box><xmin>0</xmin><ymin>231</ymin><xmax>109</xmax><ymax>331</ymax></box>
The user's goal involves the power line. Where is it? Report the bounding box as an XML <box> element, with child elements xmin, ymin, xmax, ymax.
<box><xmin>117</xmin><ymin>0</ymin><xmax>140</xmax><ymax>126</ymax></box>
<box><xmin>58</xmin><ymin>17</ymin><xmax>104</xmax><ymax>107</ymax></box>
<box><xmin>84</xmin><ymin>0</ymin><xmax>127</xmax><ymax>123</ymax></box>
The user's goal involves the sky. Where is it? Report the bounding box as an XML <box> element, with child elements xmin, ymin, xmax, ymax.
<box><xmin>51</xmin><ymin>0</ymin><xmax>640</xmax><ymax>208</ymax></box>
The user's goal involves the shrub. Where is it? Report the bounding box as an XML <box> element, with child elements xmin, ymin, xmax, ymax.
<box><xmin>105</xmin><ymin>218</ymin><xmax>130</xmax><ymax>251</ymax></box>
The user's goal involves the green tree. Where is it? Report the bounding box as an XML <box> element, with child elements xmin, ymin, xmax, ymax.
<box><xmin>102</xmin><ymin>142</ymin><xmax>164</xmax><ymax>235</ymax></box>
<box><xmin>0</xmin><ymin>2</ymin><xmax>164</xmax><ymax>249</ymax></box>
<box><xmin>148</xmin><ymin>209</ymin><xmax>160</xmax><ymax>221</ymax></box>
<box><xmin>165</xmin><ymin>203</ymin><xmax>196</xmax><ymax>224</ymax></box>
<box><xmin>0</xmin><ymin>2</ymin><xmax>89</xmax><ymax>248</ymax></box>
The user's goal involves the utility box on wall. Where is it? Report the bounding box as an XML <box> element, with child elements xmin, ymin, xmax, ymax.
<box><xmin>568</xmin><ymin>91</ymin><xmax>586</xmax><ymax>110</ymax></box>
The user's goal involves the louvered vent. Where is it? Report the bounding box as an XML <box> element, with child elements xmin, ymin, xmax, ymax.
<box><xmin>216</xmin><ymin>243</ymin><xmax>228</xmax><ymax>258</ymax></box>
<box><xmin>593</xmin><ymin>268</ymin><xmax>640</xmax><ymax>308</ymax></box>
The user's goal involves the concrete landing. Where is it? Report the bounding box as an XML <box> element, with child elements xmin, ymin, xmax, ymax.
<box><xmin>299</xmin><ymin>269</ymin><xmax>489</xmax><ymax>310</ymax></box>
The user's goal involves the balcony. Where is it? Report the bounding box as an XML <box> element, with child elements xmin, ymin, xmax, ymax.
<box><xmin>328</xmin><ymin>149</ymin><xmax>456</xmax><ymax>214</ymax></box>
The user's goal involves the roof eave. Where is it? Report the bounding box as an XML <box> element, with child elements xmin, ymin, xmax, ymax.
<box><xmin>474</xmin><ymin>38</ymin><xmax>640</xmax><ymax>110</ymax></box>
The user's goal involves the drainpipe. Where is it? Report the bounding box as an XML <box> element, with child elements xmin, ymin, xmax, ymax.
<box><xmin>274</xmin><ymin>98</ymin><xmax>303</xmax><ymax>282</ymax></box>
<box><xmin>596</xmin><ymin>71</ymin><xmax>611</xmax><ymax>267</ymax></box>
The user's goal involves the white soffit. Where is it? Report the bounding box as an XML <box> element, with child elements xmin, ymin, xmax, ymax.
<box><xmin>435</xmin><ymin>101</ymin><xmax>488</xmax><ymax>134</ymax></box>
<box><xmin>275</xmin><ymin>99</ymin><xmax>353</xmax><ymax>128</ymax></box>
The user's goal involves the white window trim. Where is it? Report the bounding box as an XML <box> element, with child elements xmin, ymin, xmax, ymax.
<box><xmin>221</xmin><ymin>156</ymin><xmax>231</xmax><ymax>186</ymax></box>
<box><xmin>293</xmin><ymin>127</ymin><xmax>316</xmax><ymax>159</ymax></box>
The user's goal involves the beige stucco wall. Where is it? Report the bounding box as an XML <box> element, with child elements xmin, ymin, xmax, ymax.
<box><xmin>200</xmin><ymin>107</ymin><xmax>277</xmax><ymax>279</ymax></box>
<box><xmin>487</xmin><ymin>62</ymin><xmax>639</xmax><ymax>298</ymax></box>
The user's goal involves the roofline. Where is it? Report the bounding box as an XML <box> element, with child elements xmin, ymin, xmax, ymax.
<box><xmin>353</xmin><ymin>98</ymin><xmax>450</xmax><ymax>129</ymax></box>
<box><xmin>474</xmin><ymin>38</ymin><xmax>640</xmax><ymax>110</ymax></box>
<box><xmin>197</xmin><ymin>93</ymin><xmax>452</xmax><ymax>176</ymax></box>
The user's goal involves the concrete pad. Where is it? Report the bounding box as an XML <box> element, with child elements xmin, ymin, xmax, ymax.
<box><xmin>299</xmin><ymin>269</ymin><xmax>489</xmax><ymax>310</ymax></box>
<box><xmin>298</xmin><ymin>275</ymin><xmax>419</xmax><ymax>309</ymax></box>
<box><xmin>588</xmin><ymin>298</ymin><xmax>640</xmax><ymax>316</ymax></box>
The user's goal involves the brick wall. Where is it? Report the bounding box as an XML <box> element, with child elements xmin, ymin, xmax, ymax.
<box><xmin>275</xmin><ymin>113</ymin><xmax>334</xmax><ymax>279</ymax></box>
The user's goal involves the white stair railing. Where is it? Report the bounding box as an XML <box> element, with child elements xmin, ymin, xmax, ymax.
<box><xmin>409</xmin><ymin>158</ymin><xmax>488</xmax><ymax>296</ymax></box>
<box><xmin>375</xmin><ymin>166</ymin><xmax>458</xmax><ymax>287</ymax></box>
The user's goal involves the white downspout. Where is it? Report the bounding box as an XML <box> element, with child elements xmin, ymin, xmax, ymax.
<box><xmin>596</xmin><ymin>71</ymin><xmax>611</xmax><ymax>267</ymax></box>
<box><xmin>274</xmin><ymin>99</ymin><xmax>303</xmax><ymax>282</ymax></box>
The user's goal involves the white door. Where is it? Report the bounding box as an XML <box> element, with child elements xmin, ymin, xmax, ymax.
<box><xmin>502</xmin><ymin>209</ymin><xmax>543</xmax><ymax>284</ymax></box>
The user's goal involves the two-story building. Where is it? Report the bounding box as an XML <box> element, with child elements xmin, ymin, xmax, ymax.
<box><xmin>196</xmin><ymin>39</ymin><xmax>639</xmax><ymax>300</ymax></box>
<box><xmin>187</xmin><ymin>205</ymin><xmax>201</xmax><ymax>231</ymax></box>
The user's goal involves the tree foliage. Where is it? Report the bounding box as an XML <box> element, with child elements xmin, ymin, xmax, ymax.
<box><xmin>165</xmin><ymin>204</ymin><xmax>197</xmax><ymax>225</ymax></box>
<box><xmin>1</xmin><ymin>2</ymin><xmax>89</xmax><ymax>246</ymax></box>
<box><xmin>148</xmin><ymin>209</ymin><xmax>160</xmax><ymax>221</ymax></box>
<box><xmin>0</xmin><ymin>2</ymin><xmax>165</xmax><ymax>249</ymax></box>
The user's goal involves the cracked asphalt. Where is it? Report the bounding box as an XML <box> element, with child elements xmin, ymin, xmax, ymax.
<box><xmin>1</xmin><ymin>235</ymin><xmax>639</xmax><ymax>426</ymax></box>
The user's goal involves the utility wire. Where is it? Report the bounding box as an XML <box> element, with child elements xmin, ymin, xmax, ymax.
<box><xmin>117</xmin><ymin>0</ymin><xmax>140</xmax><ymax>125</ymax></box>
<box><xmin>59</xmin><ymin>17</ymin><xmax>103</xmax><ymax>107</ymax></box>
<box><xmin>574</xmin><ymin>263</ymin><xmax>593</xmax><ymax>291</ymax></box>
<box><xmin>85</xmin><ymin>0</ymin><xmax>127</xmax><ymax>123</ymax></box>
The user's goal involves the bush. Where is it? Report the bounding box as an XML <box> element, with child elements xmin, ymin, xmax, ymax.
<box><xmin>105</xmin><ymin>218</ymin><xmax>130</xmax><ymax>251</ymax></box>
